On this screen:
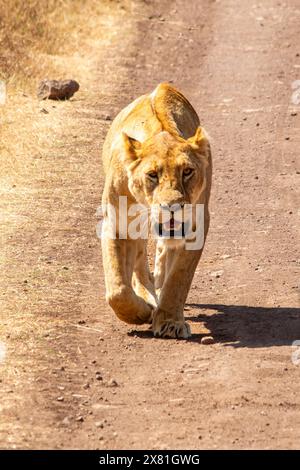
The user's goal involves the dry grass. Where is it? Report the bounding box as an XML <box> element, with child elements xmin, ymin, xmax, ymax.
<box><xmin>0</xmin><ymin>4</ymin><xmax>129</xmax><ymax>423</ymax></box>
<box><xmin>0</xmin><ymin>0</ymin><xmax>127</xmax><ymax>288</ymax></box>
<box><xmin>0</xmin><ymin>0</ymin><xmax>120</xmax><ymax>88</ymax></box>
<box><xmin>0</xmin><ymin>0</ymin><xmax>126</xmax><ymax>161</ymax></box>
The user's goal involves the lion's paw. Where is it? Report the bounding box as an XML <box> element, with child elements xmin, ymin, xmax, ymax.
<box><xmin>153</xmin><ymin>320</ymin><xmax>191</xmax><ymax>339</ymax></box>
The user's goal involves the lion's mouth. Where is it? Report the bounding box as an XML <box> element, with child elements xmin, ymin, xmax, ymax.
<box><xmin>157</xmin><ymin>216</ymin><xmax>186</xmax><ymax>238</ymax></box>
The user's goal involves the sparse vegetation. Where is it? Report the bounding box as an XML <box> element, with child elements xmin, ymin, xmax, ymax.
<box><xmin>0</xmin><ymin>0</ymin><xmax>116</xmax><ymax>89</ymax></box>
<box><xmin>0</xmin><ymin>0</ymin><xmax>123</xmax><ymax>169</ymax></box>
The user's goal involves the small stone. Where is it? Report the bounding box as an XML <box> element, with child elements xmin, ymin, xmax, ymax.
<box><xmin>201</xmin><ymin>336</ymin><xmax>214</xmax><ymax>345</ymax></box>
<box><xmin>75</xmin><ymin>416</ymin><xmax>84</xmax><ymax>422</ymax></box>
<box><xmin>83</xmin><ymin>383</ymin><xmax>90</xmax><ymax>390</ymax></box>
<box><xmin>40</xmin><ymin>108</ymin><xmax>49</xmax><ymax>114</ymax></box>
<box><xmin>37</xmin><ymin>79</ymin><xmax>80</xmax><ymax>100</ymax></box>
<box><xmin>95</xmin><ymin>421</ymin><xmax>104</xmax><ymax>428</ymax></box>
<box><xmin>210</xmin><ymin>270</ymin><xmax>223</xmax><ymax>278</ymax></box>
<box><xmin>78</xmin><ymin>319</ymin><xmax>86</xmax><ymax>325</ymax></box>
<box><xmin>108</xmin><ymin>379</ymin><xmax>118</xmax><ymax>387</ymax></box>
<box><xmin>57</xmin><ymin>396</ymin><xmax>64</xmax><ymax>402</ymax></box>
<box><xmin>95</xmin><ymin>372</ymin><xmax>103</xmax><ymax>381</ymax></box>
<box><xmin>62</xmin><ymin>417</ymin><xmax>71</xmax><ymax>425</ymax></box>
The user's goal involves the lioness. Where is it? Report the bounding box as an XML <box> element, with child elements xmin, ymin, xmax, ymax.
<box><xmin>101</xmin><ymin>83</ymin><xmax>212</xmax><ymax>339</ymax></box>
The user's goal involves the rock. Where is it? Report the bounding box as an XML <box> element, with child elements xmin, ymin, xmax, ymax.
<box><xmin>95</xmin><ymin>372</ymin><xmax>103</xmax><ymax>381</ymax></box>
<box><xmin>201</xmin><ymin>336</ymin><xmax>215</xmax><ymax>345</ymax></box>
<box><xmin>57</xmin><ymin>396</ymin><xmax>64</xmax><ymax>401</ymax></box>
<box><xmin>108</xmin><ymin>379</ymin><xmax>118</xmax><ymax>387</ymax></box>
<box><xmin>62</xmin><ymin>416</ymin><xmax>71</xmax><ymax>426</ymax></box>
<box><xmin>95</xmin><ymin>421</ymin><xmax>104</xmax><ymax>428</ymax></box>
<box><xmin>75</xmin><ymin>416</ymin><xmax>84</xmax><ymax>422</ymax></box>
<box><xmin>37</xmin><ymin>79</ymin><xmax>80</xmax><ymax>100</ymax></box>
<box><xmin>210</xmin><ymin>270</ymin><xmax>224</xmax><ymax>278</ymax></box>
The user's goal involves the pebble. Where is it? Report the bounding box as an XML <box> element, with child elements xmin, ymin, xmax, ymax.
<box><xmin>62</xmin><ymin>417</ymin><xmax>71</xmax><ymax>426</ymax></box>
<box><xmin>210</xmin><ymin>270</ymin><xmax>223</xmax><ymax>278</ymax></box>
<box><xmin>95</xmin><ymin>421</ymin><xmax>104</xmax><ymax>428</ymax></box>
<box><xmin>108</xmin><ymin>379</ymin><xmax>118</xmax><ymax>387</ymax></box>
<box><xmin>57</xmin><ymin>396</ymin><xmax>64</xmax><ymax>401</ymax></box>
<box><xmin>75</xmin><ymin>416</ymin><xmax>84</xmax><ymax>422</ymax></box>
<box><xmin>201</xmin><ymin>336</ymin><xmax>215</xmax><ymax>345</ymax></box>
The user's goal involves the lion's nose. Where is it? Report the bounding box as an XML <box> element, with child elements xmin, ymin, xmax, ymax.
<box><xmin>160</xmin><ymin>201</ymin><xmax>185</xmax><ymax>211</ymax></box>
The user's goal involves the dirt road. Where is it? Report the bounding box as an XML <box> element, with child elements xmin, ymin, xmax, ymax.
<box><xmin>0</xmin><ymin>0</ymin><xmax>299</xmax><ymax>449</ymax></box>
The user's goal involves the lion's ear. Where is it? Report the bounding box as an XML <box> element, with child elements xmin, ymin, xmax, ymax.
<box><xmin>187</xmin><ymin>126</ymin><xmax>207</xmax><ymax>150</ymax></box>
<box><xmin>122</xmin><ymin>132</ymin><xmax>142</xmax><ymax>160</ymax></box>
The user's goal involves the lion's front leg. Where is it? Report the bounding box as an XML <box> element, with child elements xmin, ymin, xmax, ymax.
<box><xmin>152</xmin><ymin>246</ymin><xmax>203</xmax><ymax>339</ymax></box>
<box><xmin>154</xmin><ymin>240</ymin><xmax>167</xmax><ymax>299</ymax></box>
<box><xmin>101</xmin><ymin>219</ymin><xmax>152</xmax><ymax>325</ymax></box>
<box><xmin>132</xmin><ymin>240</ymin><xmax>157</xmax><ymax>310</ymax></box>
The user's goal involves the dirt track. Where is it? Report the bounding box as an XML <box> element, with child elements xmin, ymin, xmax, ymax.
<box><xmin>0</xmin><ymin>0</ymin><xmax>300</xmax><ymax>449</ymax></box>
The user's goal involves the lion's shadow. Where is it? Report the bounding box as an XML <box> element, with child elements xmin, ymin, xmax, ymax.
<box><xmin>129</xmin><ymin>303</ymin><xmax>300</xmax><ymax>347</ymax></box>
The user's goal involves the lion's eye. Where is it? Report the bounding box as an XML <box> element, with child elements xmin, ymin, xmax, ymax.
<box><xmin>183</xmin><ymin>168</ymin><xmax>194</xmax><ymax>178</ymax></box>
<box><xmin>147</xmin><ymin>171</ymin><xmax>158</xmax><ymax>181</ymax></box>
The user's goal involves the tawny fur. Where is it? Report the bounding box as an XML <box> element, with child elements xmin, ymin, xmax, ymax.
<box><xmin>101</xmin><ymin>83</ymin><xmax>212</xmax><ymax>338</ymax></box>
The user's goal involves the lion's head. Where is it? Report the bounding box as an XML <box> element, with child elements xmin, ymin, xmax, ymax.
<box><xmin>122</xmin><ymin>127</ymin><xmax>210</xmax><ymax>243</ymax></box>
<box><xmin>123</xmin><ymin>127</ymin><xmax>209</xmax><ymax>205</ymax></box>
